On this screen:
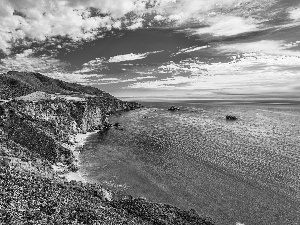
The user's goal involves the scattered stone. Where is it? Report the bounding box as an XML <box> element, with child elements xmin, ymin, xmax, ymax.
<box><xmin>226</xmin><ymin>115</ymin><xmax>237</xmax><ymax>120</ymax></box>
<box><xmin>168</xmin><ymin>106</ymin><xmax>180</xmax><ymax>111</ymax></box>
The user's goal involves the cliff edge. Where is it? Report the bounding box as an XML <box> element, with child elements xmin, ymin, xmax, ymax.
<box><xmin>0</xmin><ymin>71</ymin><xmax>214</xmax><ymax>224</ymax></box>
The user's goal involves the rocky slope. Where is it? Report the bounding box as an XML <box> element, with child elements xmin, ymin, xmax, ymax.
<box><xmin>0</xmin><ymin>71</ymin><xmax>214</xmax><ymax>224</ymax></box>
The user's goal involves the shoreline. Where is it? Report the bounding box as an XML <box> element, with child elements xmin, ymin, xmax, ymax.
<box><xmin>53</xmin><ymin>130</ymin><xmax>99</xmax><ymax>183</ymax></box>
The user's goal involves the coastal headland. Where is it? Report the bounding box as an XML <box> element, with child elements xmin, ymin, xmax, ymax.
<box><xmin>0</xmin><ymin>71</ymin><xmax>214</xmax><ymax>224</ymax></box>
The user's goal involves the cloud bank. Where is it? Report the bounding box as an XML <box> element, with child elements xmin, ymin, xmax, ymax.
<box><xmin>0</xmin><ymin>0</ymin><xmax>281</xmax><ymax>54</ymax></box>
<box><xmin>126</xmin><ymin>40</ymin><xmax>300</xmax><ymax>98</ymax></box>
<box><xmin>0</xmin><ymin>0</ymin><xmax>152</xmax><ymax>53</ymax></box>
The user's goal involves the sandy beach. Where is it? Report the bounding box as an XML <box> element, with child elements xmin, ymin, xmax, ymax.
<box><xmin>53</xmin><ymin>131</ymin><xmax>99</xmax><ymax>183</ymax></box>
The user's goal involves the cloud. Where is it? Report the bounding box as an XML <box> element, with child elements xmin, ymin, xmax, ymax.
<box><xmin>0</xmin><ymin>49</ymin><xmax>68</xmax><ymax>73</ymax></box>
<box><xmin>108</xmin><ymin>50</ymin><xmax>163</xmax><ymax>63</ymax></box>
<box><xmin>45</xmin><ymin>72</ymin><xmax>103</xmax><ymax>83</ymax></box>
<box><xmin>0</xmin><ymin>0</ymin><xmax>281</xmax><ymax>54</ymax></box>
<box><xmin>0</xmin><ymin>48</ymin><xmax>163</xmax><ymax>82</ymax></box>
<box><xmin>217</xmin><ymin>40</ymin><xmax>300</xmax><ymax>56</ymax></box>
<box><xmin>92</xmin><ymin>75</ymin><xmax>156</xmax><ymax>85</ymax></box>
<box><xmin>79</xmin><ymin>57</ymin><xmax>107</xmax><ymax>73</ymax></box>
<box><xmin>289</xmin><ymin>7</ymin><xmax>300</xmax><ymax>20</ymax></box>
<box><xmin>153</xmin><ymin>0</ymin><xmax>276</xmax><ymax>25</ymax></box>
<box><xmin>126</xmin><ymin>39</ymin><xmax>300</xmax><ymax>98</ymax></box>
<box><xmin>108</xmin><ymin>53</ymin><xmax>148</xmax><ymax>63</ymax></box>
<box><xmin>0</xmin><ymin>0</ymin><xmax>154</xmax><ymax>53</ymax></box>
<box><xmin>173</xmin><ymin>45</ymin><xmax>210</xmax><ymax>56</ymax></box>
<box><xmin>0</xmin><ymin>48</ymin><xmax>101</xmax><ymax>83</ymax></box>
<box><xmin>192</xmin><ymin>16</ymin><xmax>258</xmax><ymax>37</ymax></box>
<box><xmin>154</xmin><ymin>15</ymin><xmax>166</xmax><ymax>21</ymax></box>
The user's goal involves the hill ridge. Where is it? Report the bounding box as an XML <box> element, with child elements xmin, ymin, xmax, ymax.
<box><xmin>0</xmin><ymin>71</ymin><xmax>112</xmax><ymax>100</ymax></box>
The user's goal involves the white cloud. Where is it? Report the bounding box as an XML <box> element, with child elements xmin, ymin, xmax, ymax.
<box><xmin>95</xmin><ymin>75</ymin><xmax>156</xmax><ymax>85</ymax></box>
<box><xmin>108</xmin><ymin>53</ymin><xmax>147</xmax><ymax>63</ymax></box>
<box><xmin>0</xmin><ymin>0</ymin><xmax>152</xmax><ymax>53</ymax></box>
<box><xmin>108</xmin><ymin>53</ymin><xmax>148</xmax><ymax>63</ymax></box>
<box><xmin>154</xmin><ymin>15</ymin><xmax>166</xmax><ymax>21</ymax></box>
<box><xmin>0</xmin><ymin>49</ymin><xmax>68</xmax><ymax>73</ymax></box>
<box><xmin>193</xmin><ymin>16</ymin><xmax>258</xmax><ymax>37</ymax></box>
<box><xmin>173</xmin><ymin>45</ymin><xmax>210</xmax><ymax>56</ymax></box>
<box><xmin>108</xmin><ymin>51</ymin><xmax>163</xmax><ymax>63</ymax></box>
<box><xmin>0</xmin><ymin>48</ymin><xmax>102</xmax><ymax>83</ymax></box>
<box><xmin>0</xmin><ymin>0</ymin><xmax>283</xmax><ymax>53</ymax></box>
<box><xmin>79</xmin><ymin>57</ymin><xmax>107</xmax><ymax>73</ymax></box>
<box><xmin>127</xmin><ymin>18</ymin><xmax>144</xmax><ymax>30</ymax></box>
<box><xmin>154</xmin><ymin>0</ymin><xmax>276</xmax><ymax>25</ymax></box>
<box><xmin>126</xmin><ymin>40</ymin><xmax>300</xmax><ymax>97</ymax></box>
<box><xmin>289</xmin><ymin>7</ymin><xmax>300</xmax><ymax>20</ymax></box>
<box><xmin>217</xmin><ymin>40</ymin><xmax>300</xmax><ymax>57</ymax></box>
<box><xmin>45</xmin><ymin>72</ymin><xmax>103</xmax><ymax>83</ymax></box>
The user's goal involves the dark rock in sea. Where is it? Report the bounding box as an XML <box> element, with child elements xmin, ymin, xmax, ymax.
<box><xmin>103</xmin><ymin>123</ymin><xmax>112</xmax><ymax>130</ymax></box>
<box><xmin>168</xmin><ymin>105</ymin><xmax>180</xmax><ymax>111</ymax></box>
<box><xmin>113</xmin><ymin>122</ymin><xmax>124</xmax><ymax>130</ymax></box>
<box><xmin>0</xmin><ymin>71</ymin><xmax>214</xmax><ymax>225</ymax></box>
<box><xmin>226</xmin><ymin>115</ymin><xmax>237</xmax><ymax>120</ymax></box>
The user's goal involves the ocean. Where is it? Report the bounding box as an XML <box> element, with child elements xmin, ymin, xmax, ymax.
<box><xmin>79</xmin><ymin>101</ymin><xmax>300</xmax><ymax>225</ymax></box>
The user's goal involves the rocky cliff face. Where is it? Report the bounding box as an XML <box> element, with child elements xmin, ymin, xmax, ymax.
<box><xmin>0</xmin><ymin>93</ymin><xmax>140</xmax><ymax>165</ymax></box>
<box><xmin>0</xmin><ymin>71</ymin><xmax>140</xmax><ymax>166</ymax></box>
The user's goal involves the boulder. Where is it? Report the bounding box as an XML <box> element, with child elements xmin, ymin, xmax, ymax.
<box><xmin>226</xmin><ymin>115</ymin><xmax>237</xmax><ymax>120</ymax></box>
<box><xmin>168</xmin><ymin>106</ymin><xmax>180</xmax><ymax>111</ymax></box>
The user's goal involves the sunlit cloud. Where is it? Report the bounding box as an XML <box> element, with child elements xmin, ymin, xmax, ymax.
<box><xmin>108</xmin><ymin>50</ymin><xmax>163</xmax><ymax>63</ymax></box>
<box><xmin>172</xmin><ymin>45</ymin><xmax>210</xmax><ymax>56</ymax></box>
<box><xmin>0</xmin><ymin>48</ymin><xmax>102</xmax><ymax>83</ymax></box>
<box><xmin>154</xmin><ymin>0</ymin><xmax>276</xmax><ymax>25</ymax></box>
<box><xmin>289</xmin><ymin>7</ymin><xmax>300</xmax><ymax>20</ymax></box>
<box><xmin>0</xmin><ymin>0</ymin><xmax>153</xmax><ymax>53</ymax></box>
<box><xmin>217</xmin><ymin>40</ymin><xmax>300</xmax><ymax>56</ymax></box>
<box><xmin>108</xmin><ymin>53</ymin><xmax>148</xmax><ymax>63</ymax></box>
<box><xmin>0</xmin><ymin>49</ymin><xmax>68</xmax><ymax>73</ymax></box>
<box><xmin>78</xmin><ymin>58</ymin><xmax>107</xmax><ymax>74</ymax></box>
<box><xmin>0</xmin><ymin>0</ymin><xmax>281</xmax><ymax>53</ymax></box>
<box><xmin>94</xmin><ymin>75</ymin><xmax>156</xmax><ymax>85</ymax></box>
<box><xmin>126</xmin><ymin>39</ymin><xmax>300</xmax><ymax>97</ymax></box>
<box><xmin>45</xmin><ymin>72</ymin><xmax>104</xmax><ymax>83</ymax></box>
<box><xmin>192</xmin><ymin>16</ymin><xmax>258</xmax><ymax>37</ymax></box>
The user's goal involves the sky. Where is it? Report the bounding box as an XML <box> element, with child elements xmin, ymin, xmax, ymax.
<box><xmin>0</xmin><ymin>0</ymin><xmax>300</xmax><ymax>101</ymax></box>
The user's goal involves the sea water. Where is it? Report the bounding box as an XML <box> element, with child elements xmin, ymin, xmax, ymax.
<box><xmin>79</xmin><ymin>101</ymin><xmax>300</xmax><ymax>225</ymax></box>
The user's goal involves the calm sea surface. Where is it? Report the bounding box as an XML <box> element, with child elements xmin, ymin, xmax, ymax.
<box><xmin>80</xmin><ymin>101</ymin><xmax>300</xmax><ymax>225</ymax></box>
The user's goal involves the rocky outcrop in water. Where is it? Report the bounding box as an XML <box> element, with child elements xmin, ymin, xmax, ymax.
<box><xmin>226</xmin><ymin>115</ymin><xmax>237</xmax><ymax>120</ymax></box>
<box><xmin>168</xmin><ymin>105</ymin><xmax>180</xmax><ymax>111</ymax></box>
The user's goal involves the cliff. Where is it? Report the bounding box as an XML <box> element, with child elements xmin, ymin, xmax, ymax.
<box><xmin>0</xmin><ymin>71</ymin><xmax>214</xmax><ymax>224</ymax></box>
